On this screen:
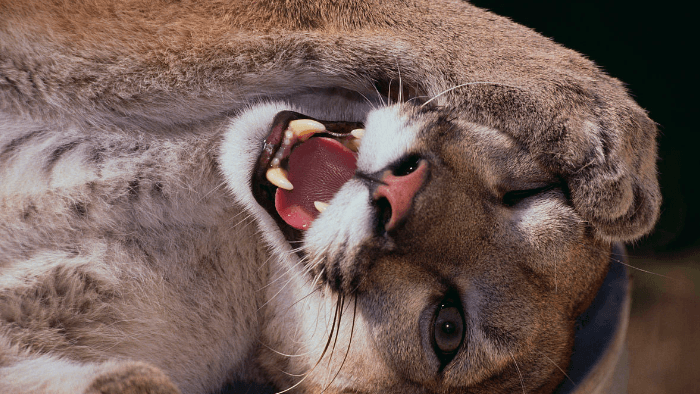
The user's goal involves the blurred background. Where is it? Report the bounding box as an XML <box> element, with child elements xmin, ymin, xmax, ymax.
<box><xmin>469</xmin><ymin>1</ymin><xmax>699</xmax><ymax>392</ymax></box>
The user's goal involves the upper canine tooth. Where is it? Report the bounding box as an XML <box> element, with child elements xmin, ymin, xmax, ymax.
<box><xmin>288</xmin><ymin>119</ymin><xmax>326</xmax><ymax>139</ymax></box>
<box><xmin>350</xmin><ymin>128</ymin><xmax>365</xmax><ymax>139</ymax></box>
<box><xmin>314</xmin><ymin>201</ymin><xmax>330</xmax><ymax>213</ymax></box>
<box><xmin>266</xmin><ymin>167</ymin><xmax>293</xmax><ymax>190</ymax></box>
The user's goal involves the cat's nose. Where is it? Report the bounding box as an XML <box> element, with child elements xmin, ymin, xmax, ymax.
<box><xmin>372</xmin><ymin>158</ymin><xmax>429</xmax><ymax>232</ymax></box>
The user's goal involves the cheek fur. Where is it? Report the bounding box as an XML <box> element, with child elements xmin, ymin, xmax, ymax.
<box><xmin>512</xmin><ymin>198</ymin><xmax>583</xmax><ymax>248</ymax></box>
<box><xmin>505</xmin><ymin>196</ymin><xmax>586</xmax><ymax>274</ymax></box>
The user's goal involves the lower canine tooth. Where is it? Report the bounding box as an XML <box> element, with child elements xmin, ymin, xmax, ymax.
<box><xmin>347</xmin><ymin>139</ymin><xmax>361</xmax><ymax>152</ymax></box>
<box><xmin>289</xmin><ymin>119</ymin><xmax>326</xmax><ymax>139</ymax></box>
<box><xmin>266</xmin><ymin>167</ymin><xmax>293</xmax><ymax>190</ymax></box>
<box><xmin>314</xmin><ymin>201</ymin><xmax>330</xmax><ymax>213</ymax></box>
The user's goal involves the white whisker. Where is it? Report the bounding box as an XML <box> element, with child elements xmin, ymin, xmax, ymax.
<box><xmin>196</xmin><ymin>180</ymin><xmax>226</xmax><ymax>203</ymax></box>
<box><xmin>539</xmin><ymin>352</ymin><xmax>575</xmax><ymax>385</ymax></box>
<box><xmin>356</xmin><ymin>89</ymin><xmax>379</xmax><ymax>110</ymax></box>
<box><xmin>395</xmin><ymin>56</ymin><xmax>403</xmax><ymax>103</ymax></box>
<box><xmin>258</xmin><ymin>256</ymin><xmax>310</xmax><ymax>304</ymax></box>
<box><xmin>421</xmin><ymin>81</ymin><xmax>522</xmax><ymax>107</ymax></box>
<box><xmin>372</xmin><ymin>80</ymin><xmax>387</xmax><ymax>106</ymax></box>
<box><xmin>274</xmin><ymin>371</ymin><xmax>313</xmax><ymax>394</ymax></box>
<box><xmin>509</xmin><ymin>351</ymin><xmax>526</xmax><ymax>394</ymax></box>
<box><xmin>255</xmin><ymin>253</ymin><xmax>276</xmax><ymax>274</ymax></box>
<box><xmin>387</xmin><ymin>79</ymin><xmax>393</xmax><ymax>106</ymax></box>
<box><xmin>609</xmin><ymin>254</ymin><xmax>676</xmax><ymax>280</ymax></box>
<box><xmin>229</xmin><ymin>213</ymin><xmax>254</xmax><ymax>231</ymax></box>
<box><xmin>258</xmin><ymin>340</ymin><xmax>312</xmax><ymax>359</ymax></box>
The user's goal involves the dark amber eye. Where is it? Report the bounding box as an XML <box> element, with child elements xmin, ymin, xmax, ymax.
<box><xmin>392</xmin><ymin>155</ymin><xmax>422</xmax><ymax>177</ymax></box>
<box><xmin>433</xmin><ymin>304</ymin><xmax>464</xmax><ymax>355</ymax></box>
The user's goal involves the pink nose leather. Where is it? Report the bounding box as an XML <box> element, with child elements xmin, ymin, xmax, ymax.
<box><xmin>372</xmin><ymin>160</ymin><xmax>429</xmax><ymax>231</ymax></box>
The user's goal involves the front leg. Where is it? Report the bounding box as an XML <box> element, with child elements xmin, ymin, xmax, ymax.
<box><xmin>0</xmin><ymin>345</ymin><xmax>179</xmax><ymax>394</ymax></box>
<box><xmin>86</xmin><ymin>361</ymin><xmax>181</xmax><ymax>394</ymax></box>
<box><xmin>0</xmin><ymin>125</ymin><xmax>267</xmax><ymax>393</ymax></box>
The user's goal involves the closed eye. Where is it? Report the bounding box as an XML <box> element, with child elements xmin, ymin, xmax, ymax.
<box><xmin>502</xmin><ymin>185</ymin><xmax>557</xmax><ymax>207</ymax></box>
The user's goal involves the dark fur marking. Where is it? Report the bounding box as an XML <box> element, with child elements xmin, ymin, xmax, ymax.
<box><xmin>326</xmin><ymin>254</ymin><xmax>345</xmax><ymax>293</ymax></box>
<box><xmin>0</xmin><ymin>266</ymin><xmax>118</xmax><ymax>340</ymax></box>
<box><xmin>128</xmin><ymin>142</ymin><xmax>150</xmax><ymax>153</ymax></box>
<box><xmin>124</xmin><ymin>237</ymin><xmax>156</xmax><ymax>266</ymax></box>
<box><xmin>70</xmin><ymin>202</ymin><xmax>88</xmax><ymax>218</ymax></box>
<box><xmin>65</xmin><ymin>247</ymin><xmax>80</xmax><ymax>257</ymax></box>
<box><xmin>21</xmin><ymin>203</ymin><xmax>38</xmax><ymax>222</ymax></box>
<box><xmin>86</xmin><ymin>181</ymin><xmax>98</xmax><ymax>194</ymax></box>
<box><xmin>88</xmin><ymin>146</ymin><xmax>107</xmax><ymax>164</ymax></box>
<box><xmin>45</xmin><ymin>141</ymin><xmax>81</xmax><ymax>173</ymax></box>
<box><xmin>127</xmin><ymin>179</ymin><xmax>140</xmax><ymax>202</ymax></box>
<box><xmin>431</xmin><ymin>113</ymin><xmax>459</xmax><ymax>141</ymax></box>
<box><xmin>150</xmin><ymin>181</ymin><xmax>165</xmax><ymax>199</ymax></box>
<box><xmin>0</xmin><ymin>130</ymin><xmax>44</xmax><ymax>162</ymax></box>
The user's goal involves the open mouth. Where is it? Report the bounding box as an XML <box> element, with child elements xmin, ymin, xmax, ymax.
<box><xmin>252</xmin><ymin>111</ymin><xmax>364</xmax><ymax>244</ymax></box>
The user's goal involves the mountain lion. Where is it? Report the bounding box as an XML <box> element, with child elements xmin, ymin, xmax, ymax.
<box><xmin>0</xmin><ymin>0</ymin><xmax>660</xmax><ymax>393</ymax></box>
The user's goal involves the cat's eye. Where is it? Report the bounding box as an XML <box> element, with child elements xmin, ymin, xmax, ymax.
<box><xmin>392</xmin><ymin>155</ymin><xmax>422</xmax><ymax>177</ymax></box>
<box><xmin>501</xmin><ymin>185</ymin><xmax>555</xmax><ymax>207</ymax></box>
<box><xmin>432</xmin><ymin>300</ymin><xmax>465</xmax><ymax>359</ymax></box>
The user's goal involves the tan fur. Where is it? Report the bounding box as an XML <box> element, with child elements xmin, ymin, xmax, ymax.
<box><xmin>0</xmin><ymin>0</ymin><xmax>659</xmax><ymax>393</ymax></box>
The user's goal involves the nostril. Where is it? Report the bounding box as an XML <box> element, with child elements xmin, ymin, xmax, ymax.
<box><xmin>374</xmin><ymin>196</ymin><xmax>392</xmax><ymax>233</ymax></box>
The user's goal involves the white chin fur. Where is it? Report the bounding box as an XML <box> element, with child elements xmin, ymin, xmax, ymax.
<box><xmin>219</xmin><ymin>102</ymin><xmax>295</xmax><ymax>262</ymax></box>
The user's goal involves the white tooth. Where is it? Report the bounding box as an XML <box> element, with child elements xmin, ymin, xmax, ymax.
<box><xmin>350</xmin><ymin>128</ymin><xmax>365</xmax><ymax>139</ymax></box>
<box><xmin>314</xmin><ymin>201</ymin><xmax>330</xmax><ymax>213</ymax></box>
<box><xmin>266</xmin><ymin>167</ymin><xmax>293</xmax><ymax>190</ymax></box>
<box><xmin>289</xmin><ymin>119</ymin><xmax>326</xmax><ymax>139</ymax></box>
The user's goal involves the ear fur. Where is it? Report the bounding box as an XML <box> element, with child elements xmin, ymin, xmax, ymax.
<box><xmin>565</xmin><ymin>106</ymin><xmax>661</xmax><ymax>242</ymax></box>
<box><xmin>484</xmin><ymin>82</ymin><xmax>661</xmax><ymax>243</ymax></box>
<box><xmin>440</xmin><ymin>77</ymin><xmax>660</xmax><ymax>243</ymax></box>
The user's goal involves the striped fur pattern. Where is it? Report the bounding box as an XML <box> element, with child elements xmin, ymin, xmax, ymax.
<box><xmin>0</xmin><ymin>119</ymin><xmax>269</xmax><ymax>393</ymax></box>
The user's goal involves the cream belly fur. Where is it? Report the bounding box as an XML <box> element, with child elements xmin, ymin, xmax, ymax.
<box><xmin>0</xmin><ymin>1</ymin><xmax>659</xmax><ymax>393</ymax></box>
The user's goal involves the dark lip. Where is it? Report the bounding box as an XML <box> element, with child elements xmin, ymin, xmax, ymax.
<box><xmin>251</xmin><ymin>111</ymin><xmax>364</xmax><ymax>251</ymax></box>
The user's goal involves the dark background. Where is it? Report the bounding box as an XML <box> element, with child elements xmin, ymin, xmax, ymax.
<box><xmin>468</xmin><ymin>2</ymin><xmax>699</xmax><ymax>392</ymax></box>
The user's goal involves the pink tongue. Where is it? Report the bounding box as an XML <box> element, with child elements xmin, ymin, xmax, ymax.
<box><xmin>275</xmin><ymin>137</ymin><xmax>357</xmax><ymax>230</ymax></box>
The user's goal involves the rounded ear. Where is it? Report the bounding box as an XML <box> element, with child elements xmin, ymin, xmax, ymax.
<box><xmin>565</xmin><ymin>106</ymin><xmax>661</xmax><ymax>242</ymax></box>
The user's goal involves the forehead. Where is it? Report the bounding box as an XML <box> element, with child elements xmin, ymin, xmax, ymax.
<box><xmin>418</xmin><ymin>112</ymin><xmax>554</xmax><ymax>188</ymax></box>
<box><xmin>357</xmin><ymin>104</ymin><xmax>554</xmax><ymax>188</ymax></box>
<box><xmin>356</xmin><ymin>105</ymin><xmax>421</xmax><ymax>173</ymax></box>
